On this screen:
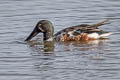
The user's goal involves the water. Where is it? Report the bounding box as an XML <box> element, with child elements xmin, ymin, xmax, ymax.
<box><xmin>0</xmin><ymin>0</ymin><xmax>120</xmax><ymax>80</ymax></box>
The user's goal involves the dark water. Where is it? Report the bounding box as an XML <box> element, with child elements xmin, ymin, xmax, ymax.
<box><xmin>0</xmin><ymin>0</ymin><xmax>120</xmax><ymax>80</ymax></box>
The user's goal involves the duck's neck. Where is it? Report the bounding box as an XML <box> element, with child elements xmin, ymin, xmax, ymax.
<box><xmin>43</xmin><ymin>32</ymin><xmax>54</xmax><ymax>41</ymax></box>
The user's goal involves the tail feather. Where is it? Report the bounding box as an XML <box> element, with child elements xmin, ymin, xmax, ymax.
<box><xmin>90</xmin><ymin>19</ymin><xmax>110</xmax><ymax>28</ymax></box>
<box><xmin>99</xmin><ymin>32</ymin><xmax>112</xmax><ymax>38</ymax></box>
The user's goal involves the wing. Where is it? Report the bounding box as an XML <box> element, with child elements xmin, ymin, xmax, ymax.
<box><xmin>54</xmin><ymin>19</ymin><xmax>110</xmax><ymax>37</ymax></box>
<box><xmin>54</xmin><ymin>24</ymin><xmax>90</xmax><ymax>37</ymax></box>
<box><xmin>54</xmin><ymin>19</ymin><xmax>110</xmax><ymax>41</ymax></box>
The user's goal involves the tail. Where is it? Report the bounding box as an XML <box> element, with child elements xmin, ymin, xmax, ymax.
<box><xmin>99</xmin><ymin>32</ymin><xmax>112</xmax><ymax>38</ymax></box>
<box><xmin>90</xmin><ymin>19</ymin><xmax>111</xmax><ymax>28</ymax></box>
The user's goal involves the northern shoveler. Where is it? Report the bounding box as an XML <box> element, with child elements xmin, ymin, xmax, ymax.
<box><xmin>25</xmin><ymin>19</ymin><xmax>112</xmax><ymax>41</ymax></box>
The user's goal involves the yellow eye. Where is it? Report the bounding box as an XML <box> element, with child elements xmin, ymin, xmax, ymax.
<box><xmin>38</xmin><ymin>24</ymin><xmax>41</xmax><ymax>27</ymax></box>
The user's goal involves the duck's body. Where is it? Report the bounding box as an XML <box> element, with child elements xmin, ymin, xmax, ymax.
<box><xmin>25</xmin><ymin>19</ymin><xmax>112</xmax><ymax>41</ymax></box>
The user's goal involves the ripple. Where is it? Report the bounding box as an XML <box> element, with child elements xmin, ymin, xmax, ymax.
<box><xmin>0</xmin><ymin>0</ymin><xmax>120</xmax><ymax>80</ymax></box>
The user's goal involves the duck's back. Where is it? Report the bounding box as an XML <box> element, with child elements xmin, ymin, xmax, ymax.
<box><xmin>54</xmin><ymin>19</ymin><xmax>111</xmax><ymax>41</ymax></box>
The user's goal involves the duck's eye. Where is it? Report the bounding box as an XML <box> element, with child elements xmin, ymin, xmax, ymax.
<box><xmin>38</xmin><ymin>24</ymin><xmax>41</xmax><ymax>27</ymax></box>
<box><xmin>38</xmin><ymin>24</ymin><xmax>45</xmax><ymax>32</ymax></box>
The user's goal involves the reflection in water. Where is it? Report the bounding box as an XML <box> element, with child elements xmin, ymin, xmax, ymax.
<box><xmin>29</xmin><ymin>39</ymin><xmax>111</xmax><ymax>80</ymax></box>
<box><xmin>44</xmin><ymin>41</ymin><xmax>55</xmax><ymax>53</ymax></box>
<box><xmin>26</xmin><ymin>38</ymin><xmax>108</xmax><ymax>55</ymax></box>
<box><xmin>56</xmin><ymin>39</ymin><xmax>108</xmax><ymax>52</ymax></box>
<box><xmin>26</xmin><ymin>40</ymin><xmax>54</xmax><ymax>54</ymax></box>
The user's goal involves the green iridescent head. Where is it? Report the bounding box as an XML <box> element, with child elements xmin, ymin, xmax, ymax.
<box><xmin>25</xmin><ymin>20</ymin><xmax>54</xmax><ymax>41</ymax></box>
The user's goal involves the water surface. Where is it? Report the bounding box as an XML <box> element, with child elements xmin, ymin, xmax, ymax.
<box><xmin>0</xmin><ymin>0</ymin><xmax>120</xmax><ymax>80</ymax></box>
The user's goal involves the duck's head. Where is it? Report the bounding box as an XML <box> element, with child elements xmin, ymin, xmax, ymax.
<box><xmin>25</xmin><ymin>20</ymin><xmax>54</xmax><ymax>41</ymax></box>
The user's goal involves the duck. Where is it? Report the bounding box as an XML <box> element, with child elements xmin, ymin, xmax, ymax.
<box><xmin>25</xmin><ymin>19</ymin><xmax>112</xmax><ymax>42</ymax></box>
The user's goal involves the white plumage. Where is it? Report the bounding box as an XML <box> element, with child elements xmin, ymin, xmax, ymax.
<box><xmin>88</xmin><ymin>32</ymin><xmax>112</xmax><ymax>39</ymax></box>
